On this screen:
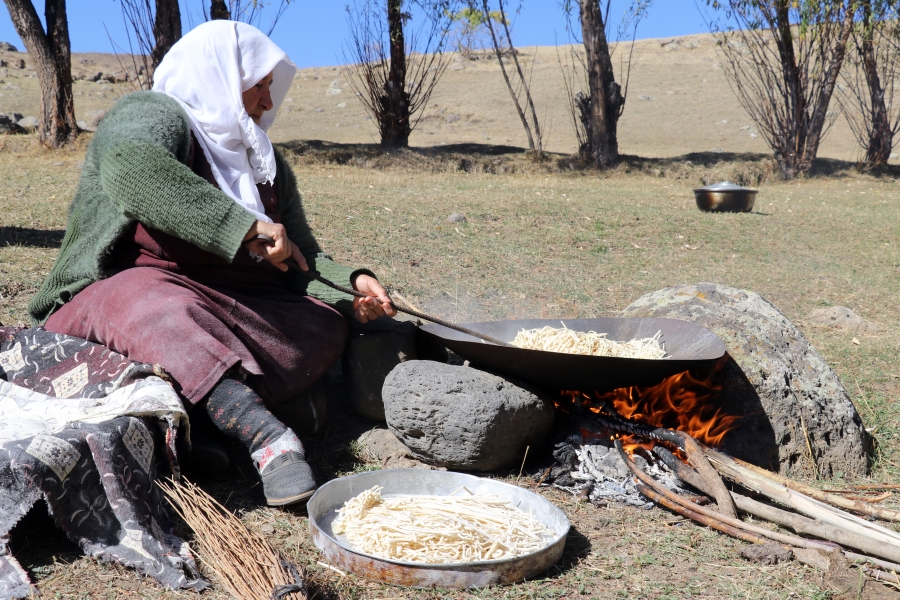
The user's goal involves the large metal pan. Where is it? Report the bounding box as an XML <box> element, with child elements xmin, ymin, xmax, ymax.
<box><xmin>308</xmin><ymin>469</ymin><xmax>570</xmax><ymax>588</ymax></box>
<box><xmin>420</xmin><ymin>317</ymin><xmax>725</xmax><ymax>391</ymax></box>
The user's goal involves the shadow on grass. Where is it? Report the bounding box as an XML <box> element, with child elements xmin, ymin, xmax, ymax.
<box><xmin>279</xmin><ymin>140</ymin><xmax>900</xmax><ymax>184</ymax></box>
<box><xmin>8</xmin><ymin>500</ymin><xmax>82</xmax><ymax>582</ymax></box>
<box><xmin>548</xmin><ymin>526</ymin><xmax>592</xmax><ymax>579</ymax></box>
<box><xmin>0</xmin><ymin>227</ymin><xmax>65</xmax><ymax>249</ymax></box>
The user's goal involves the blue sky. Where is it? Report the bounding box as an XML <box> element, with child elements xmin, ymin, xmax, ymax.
<box><xmin>0</xmin><ymin>2</ymin><xmax>710</xmax><ymax>69</ymax></box>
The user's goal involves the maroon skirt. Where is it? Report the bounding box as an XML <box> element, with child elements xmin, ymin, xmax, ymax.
<box><xmin>45</xmin><ymin>224</ymin><xmax>348</xmax><ymax>407</ymax></box>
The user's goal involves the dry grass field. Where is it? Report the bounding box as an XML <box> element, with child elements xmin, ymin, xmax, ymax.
<box><xmin>1</xmin><ymin>30</ymin><xmax>900</xmax><ymax>600</ymax></box>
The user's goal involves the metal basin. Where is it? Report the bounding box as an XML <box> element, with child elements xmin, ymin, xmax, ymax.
<box><xmin>308</xmin><ymin>469</ymin><xmax>570</xmax><ymax>588</ymax></box>
<box><xmin>694</xmin><ymin>181</ymin><xmax>757</xmax><ymax>212</ymax></box>
<box><xmin>420</xmin><ymin>317</ymin><xmax>725</xmax><ymax>392</ymax></box>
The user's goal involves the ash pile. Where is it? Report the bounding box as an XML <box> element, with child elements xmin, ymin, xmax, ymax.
<box><xmin>541</xmin><ymin>434</ymin><xmax>688</xmax><ymax>509</ymax></box>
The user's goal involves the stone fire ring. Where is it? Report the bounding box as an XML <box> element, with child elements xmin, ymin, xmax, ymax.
<box><xmin>308</xmin><ymin>469</ymin><xmax>570</xmax><ymax>588</ymax></box>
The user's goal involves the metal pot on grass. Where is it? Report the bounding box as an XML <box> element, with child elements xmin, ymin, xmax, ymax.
<box><xmin>694</xmin><ymin>181</ymin><xmax>757</xmax><ymax>213</ymax></box>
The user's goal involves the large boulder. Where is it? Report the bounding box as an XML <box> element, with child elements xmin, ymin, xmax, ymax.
<box><xmin>623</xmin><ymin>283</ymin><xmax>868</xmax><ymax>478</ymax></box>
<box><xmin>383</xmin><ymin>361</ymin><xmax>556</xmax><ymax>471</ymax></box>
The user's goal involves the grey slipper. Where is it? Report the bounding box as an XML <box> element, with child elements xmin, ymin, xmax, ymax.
<box><xmin>260</xmin><ymin>451</ymin><xmax>317</xmax><ymax>506</ymax></box>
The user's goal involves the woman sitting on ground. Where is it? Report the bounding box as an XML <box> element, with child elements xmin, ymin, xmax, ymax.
<box><xmin>28</xmin><ymin>21</ymin><xmax>395</xmax><ymax>506</ymax></box>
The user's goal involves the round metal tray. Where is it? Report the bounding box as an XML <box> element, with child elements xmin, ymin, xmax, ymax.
<box><xmin>308</xmin><ymin>469</ymin><xmax>571</xmax><ymax>588</ymax></box>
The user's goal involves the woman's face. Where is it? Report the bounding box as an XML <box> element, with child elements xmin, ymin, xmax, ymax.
<box><xmin>242</xmin><ymin>71</ymin><xmax>274</xmax><ymax>124</ymax></box>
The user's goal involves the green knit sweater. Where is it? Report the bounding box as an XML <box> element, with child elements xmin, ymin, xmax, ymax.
<box><xmin>29</xmin><ymin>91</ymin><xmax>369</xmax><ymax>325</ymax></box>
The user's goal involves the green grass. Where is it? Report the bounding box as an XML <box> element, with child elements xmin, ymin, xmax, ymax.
<box><xmin>1</xmin><ymin>140</ymin><xmax>899</xmax><ymax>598</ymax></box>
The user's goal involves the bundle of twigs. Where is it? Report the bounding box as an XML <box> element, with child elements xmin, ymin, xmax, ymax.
<box><xmin>158</xmin><ymin>478</ymin><xmax>306</xmax><ymax>600</ymax></box>
<box><xmin>613</xmin><ymin>431</ymin><xmax>900</xmax><ymax>587</ymax></box>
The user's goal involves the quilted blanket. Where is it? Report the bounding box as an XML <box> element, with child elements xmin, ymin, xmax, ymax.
<box><xmin>0</xmin><ymin>327</ymin><xmax>207</xmax><ymax>599</ymax></box>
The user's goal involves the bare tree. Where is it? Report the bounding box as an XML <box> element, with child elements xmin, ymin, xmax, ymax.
<box><xmin>559</xmin><ymin>0</ymin><xmax>649</xmax><ymax>168</ymax></box>
<box><xmin>2</xmin><ymin>0</ymin><xmax>76</xmax><ymax>147</ymax></box>
<box><xmin>473</xmin><ymin>0</ymin><xmax>543</xmax><ymax>156</ymax></box>
<box><xmin>201</xmin><ymin>0</ymin><xmax>291</xmax><ymax>34</ymax></box>
<box><xmin>115</xmin><ymin>0</ymin><xmax>181</xmax><ymax>89</ymax></box>
<box><xmin>210</xmin><ymin>0</ymin><xmax>231</xmax><ymax>19</ymax></box>
<box><xmin>837</xmin><ymin>0</ymin><xmax>900</xmax><ymax>167</ymax></box>
<box><xmin>153</xmin><ymin>0</ymin><xmax>182</xmax><ymax>65</ymax></box>
<box><xmin>707</xmin><ymin>0</ymin><xmax>855</xmax><ymax>179</ymax></box>
<box><xmin>343</xmin><ymin>0</ymin><xmax>455</xmax><ymax>148</ymax></box>
<box><xmin>117</xmin><ymin>0</ymin><xmax>290</xmax><ymax>92</ymax></box>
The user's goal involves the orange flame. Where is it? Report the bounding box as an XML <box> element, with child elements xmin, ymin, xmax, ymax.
<box><xmin>559</xmin><ymin>367</ymin><xmax>740</xmax><ymax>449</ymax></box>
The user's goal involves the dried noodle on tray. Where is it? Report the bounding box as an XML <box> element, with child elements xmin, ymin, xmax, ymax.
<box><xmin>331</xmin><ymin>486</ymin><xmax>556</xmax><ymax>564</ymax></box>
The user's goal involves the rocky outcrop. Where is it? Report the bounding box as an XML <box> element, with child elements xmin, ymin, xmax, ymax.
<box><xmin>383</xmin><ymin>361</ymin><xmax>555</xmax><ymax>471</ymax></box>
<box><xmin>623</xmin><ymin>282</ymin><xmax>868</xmax><ymax>478</ymax></box>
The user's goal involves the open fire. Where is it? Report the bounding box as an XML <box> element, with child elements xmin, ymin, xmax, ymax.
<box><xmin>555</xmin><ymin>358</ymin><xmax>740</xmax><ymax>453</ymax></box>
<box><xmin>542</xmin><ymin>362</ymin><xmax>743</xmax><ymax>509</ymax></box>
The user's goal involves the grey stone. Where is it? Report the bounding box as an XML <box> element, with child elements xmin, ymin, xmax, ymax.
<box><xmin>0</xmin><ymin>42</ymin><xmax>18</xmax><ymax>52</ymax></box>
<box><xmin>445</xmin><ymin>113</ymin><xmax>461</xmax><ymax>124</ymax></box>
<box><xmin>450</xmin><ymin>63</ymin><xmax>466</xmax><ymax>71</ymax></box>
<box><xmin>638</xmin><ymin>95</ymin><xmax>656</xmax><ymax>101</ymax></box>
<box><xmin>623</xmin><ymin>283</ymin><xmax>868</xmax><ymax>478</ymax></box>
<box><xmin>664</xmin><ymin>41</ymin><xmax>680</xmax><ymax>51</ymax></box>
<box><xmin>9</xmin><ymin>111</ymin><xmax>21</xmax><ymax>123</ymax></box>
<box><xmin>808</xmin><ymin>306</ymin><xmax>879</xmax><ymax>332</ymax></box>
<box><xmin>76</xmin><ymin>120</ymin><xmax>92</xmax><ymax>132</ymax></box>
<box><xmin>343</xmin><ymin>318</ymin><xmax>420</xmax><ymax>421</ymax></box>
<box><xmin>17</xmin><ymin>116</ymin><xmax>37</xmax><ymax>130</ymax></box>
<box><xmin>383</xmin><ymin>361</ymin><xmax>556</xmax><ymax>471</ymax></box>
<box><xmin>87</xmin><ymin>109</ymin><xmax>107</xmax><ymax>128</ymax></box>
<box><xmin>88</xmin><ymin>72</ymin><xmax>103</xmax><ymax>82</ymax></box>
<box><xmin>14</xmin><ymin>59</ymin><xmax>24</xmax><ymax>69</ymax></box>
<box><xmin>446</xmin><ymin>212</ymin><xmax>467</xmax><ymax>223</ymax></box>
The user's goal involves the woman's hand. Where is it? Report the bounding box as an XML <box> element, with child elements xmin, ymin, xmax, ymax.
<box><xmin>352</xmin><ymin>274</ymin><xmax>397</xmax><ymax>323</ymax></box>
<box><xmin>243</xmin><ymin>220</ymin><xmax>308</xmax><ymax>272</ymax></box>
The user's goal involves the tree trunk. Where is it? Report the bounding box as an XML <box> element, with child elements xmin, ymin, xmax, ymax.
<box><xmin>578</xmin><ymin>0</ymin><xmax>623</xmax><ymax>168</ymax></box>
<box><xmin>798</xmin><ymin>5</ymin><xmax>854</xmax><ymax>172</ymax></box>
<box><xmin>766</xmin><ymin>0</ymin><xmax>853</xmax><ymax>177</ymax></box>
<box><xmin>151</xmin><ymin>0</ymin><xmax>182</xmax><ymax>70</ymax></box>
<box><xmin>860</xmin><ymin>2</ymin><xmax>892</xmax><ymax>166</ymax></box>
<box><xmin>210</xmin><ymin>0</ymin><xmax>230</xmax><ymax>20</ymax></box>
<box><xmin>380</xmin><ymin>0</ymin><xmax>410</xmax><ymax>148</ymax></box>
<box><xmin>770</xmin><ymin>0</ymin><xmax>805</xmax><ymax>178</ymax></box>
<box><xmin>3</xmin><ymin>0</ymin><xmax>75</xmax><ymax>147</ymax></box>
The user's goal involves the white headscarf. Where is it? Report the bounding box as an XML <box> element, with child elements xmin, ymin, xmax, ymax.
<box><xmin>152</xmin><ymin>21</ymin><xmax>296</xmax><ymax>222</ymax></box>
